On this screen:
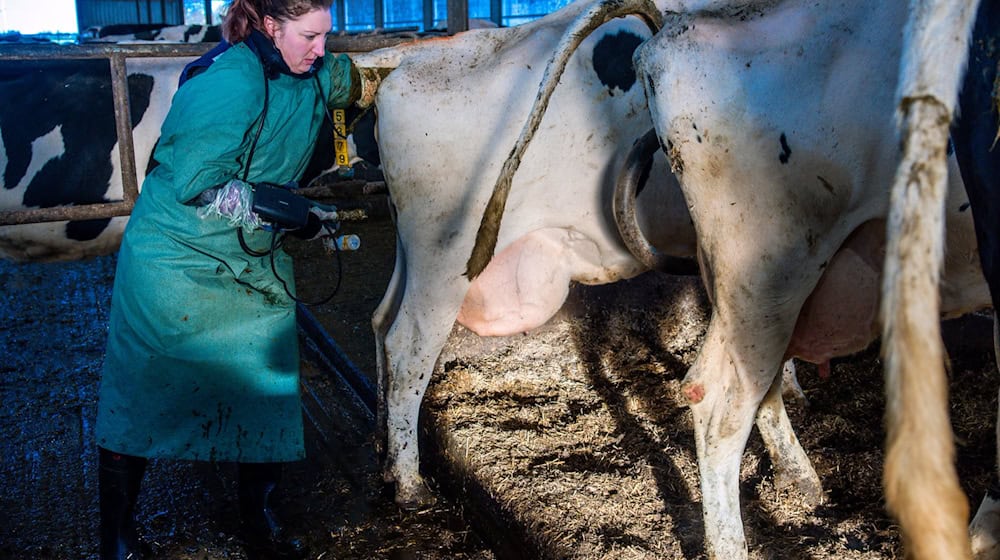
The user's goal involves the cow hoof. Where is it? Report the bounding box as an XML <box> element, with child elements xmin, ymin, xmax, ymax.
<box><xmin>971</xmin><ymin>494</ymin><xmax>1000</xmax><ymax>560</ymax></box>
<box><xmin>396</xmin><ymin>483</ymin><xmax>437</xmax><ymax>511</ymax></box>
<box><xmin>774</xmin><ymin>470</ymin><xmax>825</xmax><ymax>509</ymax></box>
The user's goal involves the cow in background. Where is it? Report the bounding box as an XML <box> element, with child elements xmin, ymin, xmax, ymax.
<box><xmin>0</xmin><ymin>22</ymin><xmax>220</xmax><ymax>262</ymax></box>
<box><xmin>81</xmin><ymin>23</ymin><xmax>223</xmax><ymax>44</ymax></box>
<box><xmin>0</xmin><ymin>56</ymin><xmax>191</xmax><ymax>261</ymax></box>
<box><xmin>0</xmin><ymin>39</ymin><xmax>359</xmax><ymax>262</ymax></box>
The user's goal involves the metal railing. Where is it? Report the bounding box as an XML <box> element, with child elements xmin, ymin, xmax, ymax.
<box><xmin>0</xmin><ymin>36</ymin><xmax>413</xmax><ymax>227</ymax></box>
<box><xmin>0</xmin><ymin>42</ymin><xmax>214</xmax><ymax>226</ymax></box>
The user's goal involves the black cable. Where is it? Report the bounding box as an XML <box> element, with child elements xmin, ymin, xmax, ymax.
<box><xmin>232</xmin><ymin>64</ymin><xmax>344</xmax><ymax>305</ymax></box>
<box><xmin>237</xmin><ymin>226</ymin><xmax>283</xmax><ymax>257</ymax></box>
<box><xmin>237</xmin><ymin>71</ymin><xmax>276</xmax><ymax>259</ymax></box>
<box><xmin>267</xmin><ymin>222</ymin><xmax>344</xmax><ymax>306</ymax></box>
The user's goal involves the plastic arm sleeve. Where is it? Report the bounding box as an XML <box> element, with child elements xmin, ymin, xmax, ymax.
<box><xmin>195</xmin><ymin>179</ymin><xmax>261</xmax><ymax>230</ymax></box>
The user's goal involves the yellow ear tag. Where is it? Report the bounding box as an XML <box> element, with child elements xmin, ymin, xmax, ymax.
<box><xmin>332</xmin><ymin>109</ymin><xmax>350</xmax><ymax>167</ymax></box>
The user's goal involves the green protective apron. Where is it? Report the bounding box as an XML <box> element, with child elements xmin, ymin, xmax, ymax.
<box><xmin>95</xmin><ymin>43</ymin><xmax>356</xmax><ymax>463</ymax></box>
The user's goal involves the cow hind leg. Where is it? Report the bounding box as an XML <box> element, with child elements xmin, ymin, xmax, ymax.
<box><xmin>756</xmin><ymin>365</ymin><xmax>823</xmax><ymax>508</ymax></box>
<box><xmin>971</xmin><ymin>483</ymin><xmax>1000</xmax><ymax>560</ymax></box>
<box><xmin>372</xmin><ymin>235</ymin><xmax>407</xmax><ymax>459</ymax></box>
<box><xmin>383</xmin><ymin>285</ymin><xmax>466</xmax><ymax>510</ymax></box>
<box><xmin>780</xmin><ymin>359</ymin><xmax>808</xmax><ymax>407</ymax></box>
<box><xmin>684</xmin><ymin>324</ymin><xmax>779</xmax><ymax>560</ymax></box>
<box><xmin>970</xmin><ymin>314</ymin><xmax>1000</xmax><ymax>560</ymax></box>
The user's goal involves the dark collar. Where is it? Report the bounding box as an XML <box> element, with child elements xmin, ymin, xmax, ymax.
<box><xmin>245</xmin><ymin>28</ymin><xmax>321</xmax><ymax>80</ymax></box>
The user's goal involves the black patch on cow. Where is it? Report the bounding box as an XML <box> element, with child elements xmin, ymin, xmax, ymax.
<box><xmin>201</xmin><ymin>25</ymin><xmax>223</xmax><ymax>43</ymax></box>
<box><xmin>959</xmin><ymin>202</ymin><xmax>971</xmax><ymax>212</ymax></box>
<box><xmin>778</xmin><ymin>133</ymin><xmax>792</xmax><ymax>164</ymax></box>
<box><xmin>592</xmin><ymin>31</ymin><xmax>644</xmax><ymax>94</ymax></box>
<box><xmin>174</xmin><ymin>24</ymin><xmax>222</xmax><ymax>43</ymax></box>
<box><xmin>987</xmin><ymin>478</ymin><xmax>1000</xmax><ymax>501</ymax></box>
<box><xmin>145</xmin><ymin>140</ymin><xmax>162</xmax><ymax>177</ymax></box>
<box><xmin>0</xmin><ymin>60</ymin><xmax>155</xmax><ymax>240</ymax></box>
<box><xmin>183</xmin><ymin>25</ymin><xmax>203</xmax><ymax>42</ymax></box>
<box><xmin>96</xmin><ymin>23</ymin><xmax>169</xmax><ymax>37</ymax></box>
<box><xmin>134</xmin><ymin>29</ymin><xmax>164</xmax><ymax>41</ymax></box>
<box><xmin>66</xmin><ymin>218</ymin><xmax>113</xmax><ymax>241</ymax></box>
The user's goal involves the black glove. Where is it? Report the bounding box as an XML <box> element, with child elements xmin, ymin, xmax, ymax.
<box><xmin>289</xmin><ymin>205</ymin><xmax>339</xmax><ymax>240</ymax></box>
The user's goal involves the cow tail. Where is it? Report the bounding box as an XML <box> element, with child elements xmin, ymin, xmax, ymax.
<box><xmin>465</xmin><ymin>0</ymin><xmax>664</xmax><ymax>279</ymax></box>
<box><xmin>882</xmin><ymin>2</ymin><xmax>979</xmax><ymax>558</ymax></box>
<box><xmin>613</xmin><ymin>128</ymin><xmax>699</xmax><ymax>275</ymax></box>
<box><xmin>883</xmin><ymin>95</ymin><xmax>970</xmax><ymax>560</ymax></box>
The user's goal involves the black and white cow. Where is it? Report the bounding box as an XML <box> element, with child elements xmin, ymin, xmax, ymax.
<box><xmin>0</xmin><ymin>56</ymin><xmax>191</xmax><ymax>261</ymax></box>
<box><xmin>0</xmin><ymin>30</ymin><xmax>360</xmax><ymax>262</ymax></box>
<box><xmin>0</xmin><ymin>23</ymin><xmax>226</xmax><ymax>262</ymax></box>
<box><xmin>953</xmin><ymin>4</ymin><xmax>1000</xmax><ymax>557</ymax></box>
<box><xmin>83</xmin><ymin>23</ymin><xmax>223</xmax><ymax>44</ymax></box>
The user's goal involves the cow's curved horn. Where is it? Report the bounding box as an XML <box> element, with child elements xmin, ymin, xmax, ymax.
<box><xmin>465</xmin><ymin>0</ymin><xmax>664</xmax><ymax>280</ymax></box>
<box><xmin>613</xmin><ymin>129</ymin><xmax>699</xmax><ymax>276</ymax></box>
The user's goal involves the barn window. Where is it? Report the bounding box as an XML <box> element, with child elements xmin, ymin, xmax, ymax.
<box><xmin>330</xmin><ymin>0</ymin><xmax>574</xmax><ymax>32</ymax></box>
<box><xmin>0</xmin><ymin>0</ymin><xmax>573</xmax><ymax>40</ymax></box>
<box><xmin>0</xmin><ymin>0</ymin><xmax>79</xmax><ymax>35</ymax></box>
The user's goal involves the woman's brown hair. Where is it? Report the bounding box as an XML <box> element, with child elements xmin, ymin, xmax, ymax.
<box><xmin>223</xmin><ymin>0</ymin><xmax>334</xmax><ymax>43</ymax></box>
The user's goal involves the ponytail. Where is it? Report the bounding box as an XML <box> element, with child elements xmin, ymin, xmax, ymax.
<box><xmin>223</xmin><ymin>0</ymin><xmax>334</xmax><ymax>43</ymax></box>
<box><xmin>223</xmin><ymin>0</ymin><xmax>261</xmax><ymax>43</ymax></box>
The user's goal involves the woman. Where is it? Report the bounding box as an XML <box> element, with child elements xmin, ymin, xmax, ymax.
<box><xmin>93</xmin><ymin>0</ymin><xmax>379</xmax><ymax>558</ymax></box>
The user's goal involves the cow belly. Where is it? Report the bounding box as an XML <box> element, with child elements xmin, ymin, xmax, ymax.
<box><xmin>786</xmin><ymin>220</ymin><xmax>884</xmax><ymax>365</ymax></box>
<box><xmin>457</xmin><ymin>228</ymin><xmax>620</xmax><ymax>337</ymax></box>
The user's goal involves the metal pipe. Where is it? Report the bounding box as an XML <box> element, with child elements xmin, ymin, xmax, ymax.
<box><xmin>0</xmin><ymin>38</ymin><xmax>405</xmax><ymax>226</ymax></box>
<box><xmin>0</xmin><ymin>202</ymin><xmax>134</xmax><ymax>226</ymax></box>
<box><xmin>0</xmin><ymin>42</ymin><xmax>214</xmax><ymax>59</ymax></box>
<box><xmin>490</xmin><ymin>0</ymin><xmax>502</xmax><ymax>27</ymax></box>
<box><xmin>109</xmin><ymin>53</ymin><xmax>140</xmax><ymax>209</ymax></box>
<box><xmin>335</xmin><ymin>0</ymin><xmax>346</xmax><ymax>31</ymax></box>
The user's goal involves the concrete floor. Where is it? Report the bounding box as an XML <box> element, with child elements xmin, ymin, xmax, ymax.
<box><xmin>0</xmin><ymin>248</ymin><xmax>493</xmax><ymax>560</ymax></box>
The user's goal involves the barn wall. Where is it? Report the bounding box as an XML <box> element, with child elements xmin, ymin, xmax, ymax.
<box><xmin>76</xmin><ymin>0</ymin><xmax>185</xmax><ymax>32</ymax></box>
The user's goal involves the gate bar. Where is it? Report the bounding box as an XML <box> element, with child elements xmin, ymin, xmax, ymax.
<box><xmin>0</xmin><ymin>38</ymin><xmax>409</xmax><ymax>227</ymax></box>
<box><xmin>0</xmin><ymin>43</ymin><xmax>213</xmax><ymax>226</ymax></box>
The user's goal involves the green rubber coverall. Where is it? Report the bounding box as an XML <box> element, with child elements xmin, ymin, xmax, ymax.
<box><xmin>96</xmin><ymin>42</ymin><xmax>356</xmax><ymax>463</ymax></box>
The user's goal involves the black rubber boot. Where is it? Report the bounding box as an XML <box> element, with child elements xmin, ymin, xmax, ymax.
<box><xmin>98</xmin><ymin>447</ymin><xmax>147</xmax><ymax>560</ymax></box>
<box><xmin>238</xmin><ymin>462</ymin><xmax>307</xmax><ymax>560</ymax></box>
